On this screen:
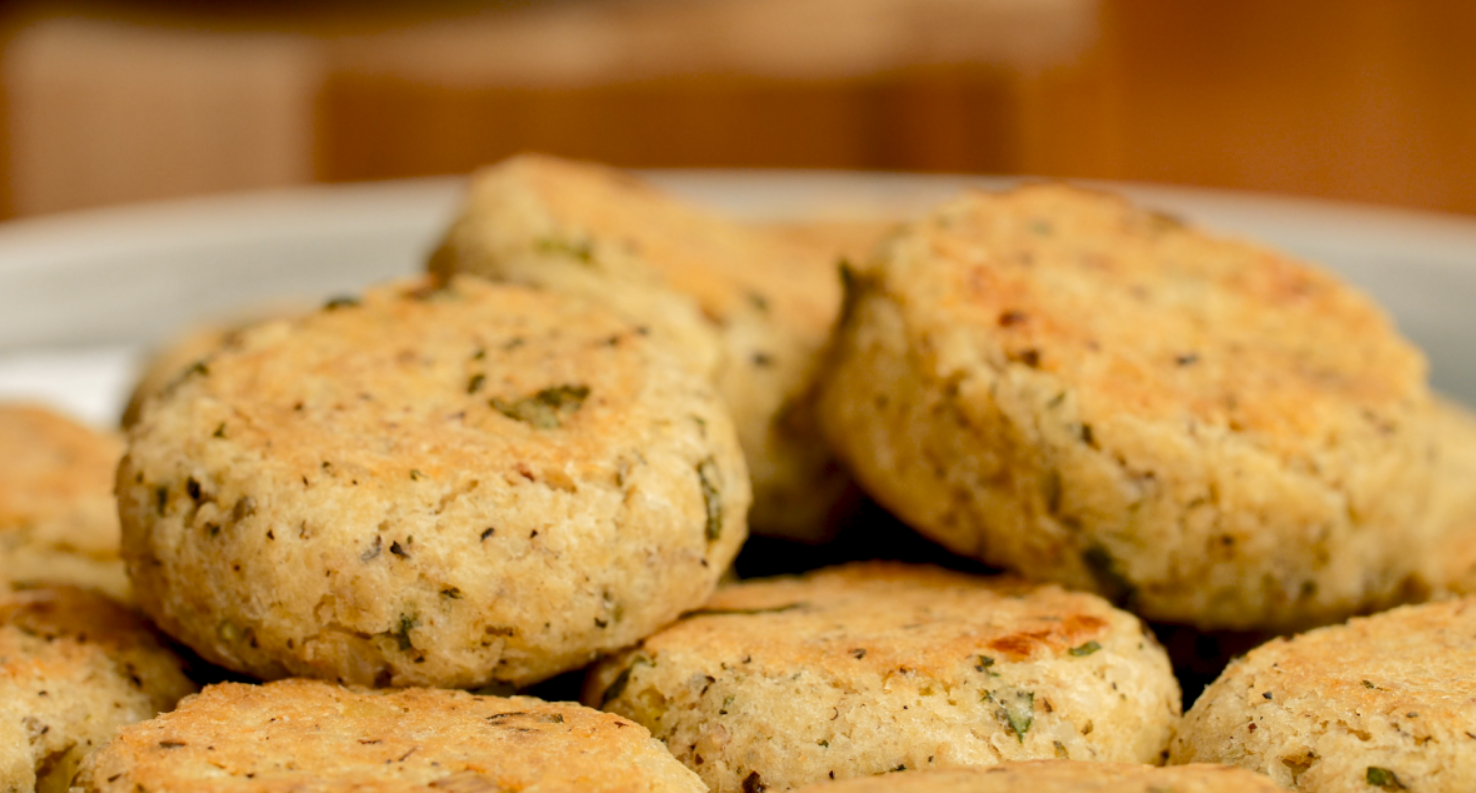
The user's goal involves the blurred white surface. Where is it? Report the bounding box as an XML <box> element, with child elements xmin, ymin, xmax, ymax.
<box><xmin>1</xmin><ymin>171</ymin><xmax>1473</xmax><ymax>426</ymax></box>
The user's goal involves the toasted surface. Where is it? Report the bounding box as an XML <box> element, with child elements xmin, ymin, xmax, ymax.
<box><xmin>76</xmin><ymin>678</ymin><xmax>705</xmax><ymax>793</ymax></box>
<box><xmin>1171</xmin><ymin>597</ymin><xmax>1476</xmax><ymax>791</ymax></box>
<box><xmin>430</xmin><ymin>154</ymin><xmax>849</xmax><ymax>539</ymax></box>
<box><xmin>0</xmin><ymin>586</ymin><xmax>196</xmax><ymax>793</ymax></box>
<box><xmin>120</xmin><ymin>299</ymin><xmax>310</xmax><ymax>428</ymax></box>
<box><xmin>586</xmin><ymin>562</ymin><xmax>1180</xmax><ymax>792</ymax></box>
<box><xmin>790</xmin><ymin>761</ymin><xmax>1285</xmax><ymax>792</ymax></box>
<box><xmin>818</xmin><ymin>184</ymin><xmax>1440</xmax><ymax>630</ymax></box>
<box><xmin>119</xmin><ymin>275</ymin><xmax>748</xmax><ymax>688</ymax></box>
<box><xmin>0</xmin><ymin>404</ymin><xmax>128</xmax><ymax>600</ymax></box>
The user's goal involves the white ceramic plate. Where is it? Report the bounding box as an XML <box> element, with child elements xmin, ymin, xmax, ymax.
<box><xmin>2</xmin><ymin>172</ymin><xmax>1474</xmax><ymax>426</ymax></box>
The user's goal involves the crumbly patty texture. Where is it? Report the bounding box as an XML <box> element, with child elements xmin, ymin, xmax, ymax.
<box><xmin>586</xmin><ymin>562</ymin><xmax>1180</xmax><ymax>792</ymax></box>
<box><xmin>1171</xmin><ymin>597</ymin><xmax>1476</xmax><ymax>791</ymax></box>
<box><xmin>0</xmin><ymin>403</ymin><xmax>129</xmax><ymax>600</ymax></box>
<box><xmin>74</xmin><ymin>679</ymin><xmax>706</xmax><ymax>793</ymax></box>
<box><xmin>0</xmin><ymin>586</ymin><xmax>197</xmax><ymax>793</ymax></box>
<box><xmin>119</xmin><ymin>275</ymin><xmax>749</xmax><ymax>688</ymax></box>
<box><xmin>817</xmin><ymin>184</ymin><xmax>1440</xmax><ymax>630</ymax></box>
<box><xmin>788</xmin><ymin>760</ymin><xmax>1285</xmax><ymax>792</ymax></box>
<box><xmin>429</xmin><ymin>154</ymin><xmax>849</xmax><ymax>540</ymax></box>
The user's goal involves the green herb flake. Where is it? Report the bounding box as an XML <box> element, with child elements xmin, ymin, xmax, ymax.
<box><xmin>360</xmin><ymin>535</ymin><xmax>382</xmax><ymax>562</ymax></box>
<box><xmin>697</xmin><ymin>457</ymin><xmax>723</xmax><ymax>541</ymax></box>
<box><xmin>216</xmin><ymin>621</ymin><xmax>240</xmax><ymax>643</ymax></box>
<box><xmin>1366</xmin><ymin>767</ymin><xmax>1404</xmax><ymax>790</ymax></box>
<box><xmin>323</xmin><ymin>295</ymin><xmax>361</xmax><ymax>310</ymax></box>
<box><xmin>1068</xmin><ymin>641</ymin><xmax>1102</xmax><ymax>657</ymax></box>
<box><xmin>212</xmin><ymin>422</ymin><xmax>226</xmax><ymax>439</ymax></box>
<box><xmin>467</xmin><ymin>373</ymin><xmax>485</xmax><ymax>394</ymax></box>
<box><xmin>1148</xmin><ymin>210</ymin><xmax>1186</xmax><ymax>234</ymax></box>
<box><xmin>599</xmin><ymin>656</ymin><xmax>652</xmax><ymax>706</ymax></box>
<box><xmin>1083</xmin><ymin>545</ymin><xmax>1137</xmax><ymax>607</ymax></box>
<box><xmin>486</xmin><ymin>712</ymin><xmax>564</xmax><ymax>725</ymax></box>
<box><xmin>680</xmin><ymin>603</ymin><xmax>805</xmax><ymax>620</ymax></box>
<box><xmin>390</xmin><ymin>614</ymin><xmax>418</xmax><ymax>651</ymax></box>
<box><xmin>975</xmin><ymin>655</ymin><xmax>999</xmax><ymax>676</ymax></box>
<box><xmin>1043</xmin><ymin>469</ymin><xmax>1063</xmax><ymax>514</ymax></box>
<box><xmin>837</xmin><ymin>257</ymin><xmax>857</xmax><ymax>290</ymax></box>
<box><xmin>534</xmin><ymin>236</ymin><xmax>594</xmax><ymax>263</ymax></box>
<box><xmin>1363</xmin><ymin>680</ymin><xmax>1377</xmax><ymax>689</ymax></box>
<box><xmin>998</xmin><ymin>689</ymin><xmax>1035</xmax><ymax>743</ymax></box>
<box><xmin>409</xmin><ymin>469</ymin><xmax>424</xmax><ymax>481</ymax></box>
<box><xmin>492</xmin><ymin>384</ymin><xmax>591</xmax><ymax>429</ymax></box>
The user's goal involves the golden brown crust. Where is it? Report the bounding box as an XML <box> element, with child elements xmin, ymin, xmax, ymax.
<box><xmin>76</xmin><ymin>679</ymin><xmax>706</xmax><ymax>793</ymax></box>
<box><xmin>430</xmin><ymin>154</ymin><xmax>850</xmax><ymax>539</ymax></box>
<box><xmin>818</xmin><ymin>184</ymin><xmax>1441</xmax><ymax>629</ymax></box>
<box><xmin>120</xmin><ymin>300</ymin><xmax>310</xmax><ymax>429</ymax></box>
<box><xmin>587</xmin><ymin>562</ymin><xmax>1180</xmax><ymax>791</ymax></box>
<box><xmin>119</xmin><ymin>275</ymin><xmax>748</xmax><ymax>688</ymax></box>
<box><xmin>1172</xmin><ymin>597</ymin><xmax>1476</xmax><ymax>791</ymax></box>
<box><xmin>0</xmin><ymin>586</ymin><xmax>197</xmax><ymax>793</ymax></box>
<box><xmin>0</xmin><ymin>403</ymin><xmax>128</xmax><ymax>600</ymax></box>
<box><xmin>789</xmin><ymin>760</ymin><xmax>1286</xmax><ymax>792</ymax></box>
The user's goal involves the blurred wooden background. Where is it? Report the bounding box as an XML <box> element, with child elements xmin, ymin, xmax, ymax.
<box><xmin>2</xmin><ymin>0</ymin><xmax>1475</xmax><ymax>218</ymax></box>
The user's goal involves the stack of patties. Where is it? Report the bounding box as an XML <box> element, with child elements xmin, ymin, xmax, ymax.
<box><xmin>0</xmin><ymin>586</ymin><xmax>196</xmax><ymax>793</ymax></box>
<box><xmin>0</xmin><ymin>403</ymin><xmax>202</xmax><ymax>793</ymax></box>
<box><xmin>793</xmin><ymin>183</ymin><xmax>1476</xmax><ymax>790</ymax></box>
<box><xmin>78</xmin><ymin>160</ymin><xmax>1476</xmax><ymax>791</ymax></box>
<box><xmin>430</xmin><ymin>154</ymin><xmax>852</xmax><ymax>542</ymax></box>
<box><xmin>418</xmin><ymin>162</ymin><xmax>1204</xmax><ymax>790</ymax></box>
